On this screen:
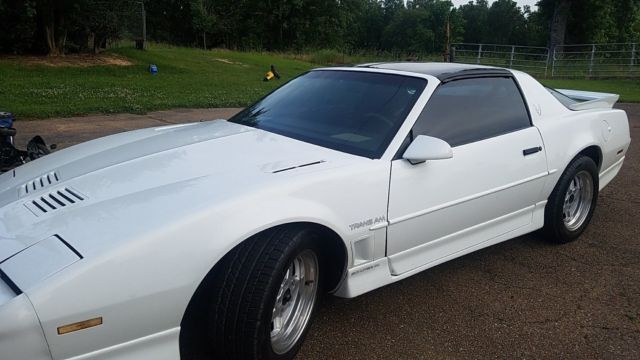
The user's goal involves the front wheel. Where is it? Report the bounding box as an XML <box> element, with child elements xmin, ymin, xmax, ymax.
<box><xmin>543</xmin><ymin>155</ymin><xmax>599</xmax><ymax>243</ymax></box>
<box><xmin>270</xmin><ymin>249</ymin><xmax>319</xmax><ymax>355</ymax></box>
<box><xmin>207</xmin><ymin>227</ymin><xmax>323</xmax><ymax>359</ymax></box>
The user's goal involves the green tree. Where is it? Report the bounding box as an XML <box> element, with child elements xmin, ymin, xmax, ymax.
<box><xmin>536</xmin><ymin>0</ymin><xmax>639</xmax><ymax>47</ymax></box>
<box><xmin>343</xmin><ymin>0</ymin><xmax>385</xmax><ymax>51</ymax></box>
<box><xmin>190</xmin><ymin>0</ymin><xmax>216</xmax><ymax>49</ymax></box>
<box><xmin>35</xmin><ymin>0</ymin><xmax>78</xmax><ymax>55</ymax></box>
<box><xmin>613</xmin><ymin>0</ymin><xmax>640</xmax><ymax>42</ymax></box>
<box><xmin>485</xmin><ymin>0</ymin><xmax>527</xmax><ymax>44</ymax></box>
<box><xmin>383</xmin><ymin>7</ymin><xmax>435</xmax><ymax>55</ymax></box>
<box><xmin>522</xmin><ymin>5</ymin><xmax>547</xmax><ymax>46</ymax></box>
<box><xmin>2</xmin><ymin>0</ymin><xmax>639</xmax><ymax>56</ymax></box>
<box><xmin>145</xmin><ymin>0</ymin><xmax>195</xmax><ymax>46</ymax></box>
<box><xmin>0</xmin><ymin>0</ymin><xmax>37</xmax><ymax>54</ymax></box>
<box><xmin>460</xmin><ymin>0</ymin><xmax>489</xmax><ymax>43</ymax></box>
<box><xmin>73</xmin><ymin>0</ymin><xmax>136</xmax><ymax>53</ymax></box>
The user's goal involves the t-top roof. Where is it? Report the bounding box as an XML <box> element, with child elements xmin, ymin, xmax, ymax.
<box><xmin>355</xmin><ymin>62</ymin><xmax>513</xmax><ymax>82</ymax></box>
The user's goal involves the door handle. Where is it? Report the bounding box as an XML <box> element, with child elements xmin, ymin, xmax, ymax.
<box><xmin>523</xmin><ymin>146</ymin><xmax>542</xmax><ymax>156</ymax></box>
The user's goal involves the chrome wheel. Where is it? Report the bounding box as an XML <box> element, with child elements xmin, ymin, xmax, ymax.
<box><xmin>270</xmin><ymin>250</ymin><xmax>319</xmax><ymax>355</ymax></box>
<box><xmin>562</xmin><ymin>170</ymin><xmax>594</xmax><ymax>231</ymax></box>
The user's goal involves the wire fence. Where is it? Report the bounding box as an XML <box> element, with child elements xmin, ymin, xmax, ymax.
<box><xmin>451</xmin><ymin>43</ymin><xmax>550</xmax><ymax>77</ymax></box>
<box><xmin>551</xmin><ymin>43</ymin><xmax>638</xmax><ymax>78</ymax></box>
<box><xmin>451</xmin><ymin>42</ymin><xmax>639</xmax><ymax>79</ymax></box>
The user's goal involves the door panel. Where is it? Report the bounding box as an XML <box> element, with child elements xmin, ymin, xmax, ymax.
<box><xmin>387</xmin><ymin>127</ymin><xmax>547</xmax><ymax>275</ymax></box>
<box><xmin>388</xmin><ymin>205</ymin><xmax>535</xmax><ymax>275</ymax></box>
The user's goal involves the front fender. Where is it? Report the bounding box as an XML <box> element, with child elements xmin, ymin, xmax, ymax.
<box><xmin>24</xmin><ymin>159</ymin><xmax>391</xmax><ymax>359</ymax></box>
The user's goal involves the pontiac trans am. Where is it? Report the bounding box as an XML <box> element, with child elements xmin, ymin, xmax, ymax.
<box><xmin>0</xmin><ymin>63</ymin><xmax>631</xmax><ymax>360</ymax></box>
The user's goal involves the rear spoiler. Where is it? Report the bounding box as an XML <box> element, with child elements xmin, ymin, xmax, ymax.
<box><xmin>557</xmin><ymin>89</ymin><xmax>620</xmax><ymax>111</ymax></box>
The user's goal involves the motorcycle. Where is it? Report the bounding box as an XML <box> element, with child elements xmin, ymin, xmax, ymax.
<box><xmin>1</xmin><ymin>112</ymin><xmax>54</xmax><ymax>173</ymax></box>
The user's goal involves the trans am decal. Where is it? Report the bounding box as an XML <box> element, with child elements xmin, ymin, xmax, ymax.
<box><xmin>349</xmin><ymin>216</ymin><xmax>386</xmax><ymax>231</ymax></box>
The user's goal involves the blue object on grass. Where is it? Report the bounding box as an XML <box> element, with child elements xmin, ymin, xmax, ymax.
<box><xmin>149</xmin><ymin>64</ymin><xmax>158</xmax><ymax>75</ymax></box>
<box><xmin>0</xmin><ymin>112</ymin><xmax>15</xmax><ymax>128</ymax></box>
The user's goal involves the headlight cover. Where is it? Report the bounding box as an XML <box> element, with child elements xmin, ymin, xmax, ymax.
<box><xmin>0</xmin><ymin>235</ymin><xmax>81</xmax><ymax>292</ymax></box>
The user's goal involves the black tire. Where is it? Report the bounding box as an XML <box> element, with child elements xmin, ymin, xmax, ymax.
<box><xmin>543</xmin><ymin>155</ymin><xmax>599</xmax><ymax>243</ymax></box>
<box><xmin>206</xmin><ymin>226</ymin><xmax>323</xmax><ymax>360</ymax></box>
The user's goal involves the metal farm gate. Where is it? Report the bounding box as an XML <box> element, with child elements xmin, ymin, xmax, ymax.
<box><xmin>451</xmin><ymin>42</ymin><xmax>639</xmax><ymax>79</ymax></box>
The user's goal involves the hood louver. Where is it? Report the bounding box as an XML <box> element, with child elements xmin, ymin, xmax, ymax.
<box><xmin>20</xmin><ymin>171</ymin><xmax>60</xmax><ymax>196</ymax></box>
<box><xmin>24</xmin><ymin>188</ymin><xmax>86</xmax><ymax>217</ymax></box>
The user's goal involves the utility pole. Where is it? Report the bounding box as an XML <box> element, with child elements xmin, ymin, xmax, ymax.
<box><xmin>443</xmin><ymin>12</ymin><xmax>451</xmax><ymax>62</ymax></box>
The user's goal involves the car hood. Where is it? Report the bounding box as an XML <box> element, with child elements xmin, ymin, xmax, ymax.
<box><xmin>0</xmin><ymin>120</ymin><xmax>360</xmax><ymax>262</ymax></box>
<box><xmin>0</xmin><ymin>120</ymin><xmax>252</xmax><ymax>197</ymax></box>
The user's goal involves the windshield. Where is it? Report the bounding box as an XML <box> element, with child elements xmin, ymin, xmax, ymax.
<box><xmin>229</xmin><ymin>70</ymin><xmax>427</xmax><ymax>158</ymax></box>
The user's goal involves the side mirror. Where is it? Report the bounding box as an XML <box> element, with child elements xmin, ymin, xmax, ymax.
<box><xmin>402</xmin><ymin>135</ymin><xmax>453</xmax><ymax>164</ymax></box>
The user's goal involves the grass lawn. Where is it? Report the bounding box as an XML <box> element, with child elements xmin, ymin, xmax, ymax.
<box><xmin>0</xmin><ymin>46</ymin><xmax>314</xmax><ymax>119</ymax></box>
<box><xmin>1</xmin><ymin>45</ymin><xmax>638</xmax><ymax>119</ymax></box>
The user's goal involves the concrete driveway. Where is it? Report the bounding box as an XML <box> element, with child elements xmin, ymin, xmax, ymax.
<box><xmin>13</xmin><ymin>105</ymin><xmax>640</xmax><ymax>359</ymax></box>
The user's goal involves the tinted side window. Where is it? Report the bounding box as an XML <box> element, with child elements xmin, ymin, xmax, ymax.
<box><xmin>413</xmin><ymin>77</ymin><xmax>531</xmax><ymax>147</ymax></box>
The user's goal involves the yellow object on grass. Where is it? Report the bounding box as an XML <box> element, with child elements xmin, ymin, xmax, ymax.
<box><xmin>263</xmin><ymin>64</ymin><xmax>281</xmax><ymax>81</ymax></box>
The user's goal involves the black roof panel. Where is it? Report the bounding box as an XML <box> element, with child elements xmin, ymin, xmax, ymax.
<box><xmin>355</xmin><ymin>62</ymin><xmax>513</xmax><ymax>82</ymax></box>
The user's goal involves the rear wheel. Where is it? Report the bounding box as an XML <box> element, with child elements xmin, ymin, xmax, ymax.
<box><xmin>543</xmin><ymin>155</ymin><xmax>599</xmax><ymax>243</ymax></box>
<box><xmin>206</xmin><ymin>226</ymin><xmax>323</xmax><ymax>359</ymax></box>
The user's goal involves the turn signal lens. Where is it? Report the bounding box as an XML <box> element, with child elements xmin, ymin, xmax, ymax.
<box><xmin>57</xmin><ymin>317</ymin><xmax>103</xmax><ymax>335</ymax></box>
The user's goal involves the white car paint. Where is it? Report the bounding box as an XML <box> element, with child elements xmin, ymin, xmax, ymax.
<box><xmin>387</xmin><ymin>126</ymin><xmax>548</xmax><ymax>275</ymax></box>
<box><xmin>557</xmin><ymin>88</ymin><xmax>619</xmax><ymax>110</ymax></box>
<box><xmin>0</xmin><ymin>64</ymin><xmax>631</xmax><ymax>360</ymax></box>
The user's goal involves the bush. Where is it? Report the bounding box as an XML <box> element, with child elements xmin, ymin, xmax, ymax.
<box><xmin>308</xmin><ymin>50</ymin><xmax>345</xmax><ymax>65</ymax></box>
<box><xmin>0</xmin><ymin>0</ymin><xmax>37</xmax><ymax>54</ymax></box>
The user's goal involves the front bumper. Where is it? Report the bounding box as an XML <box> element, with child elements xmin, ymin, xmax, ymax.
<box><xmin>0</xmin><ymin>280</ymin><xmax>52</xmax><ymax>360</ymax></box>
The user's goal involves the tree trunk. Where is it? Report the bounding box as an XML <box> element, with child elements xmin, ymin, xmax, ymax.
<box><xmin>37</xmin><ymin>0</ymin><xmax>66</xmax><ymax>56</ymax></box>
<box><xmin>89</xmin><ymin>32</ymin><xmax>96</xmax><ymax>53</ymax></box>
<box><xmin>548</xmin><ymin>0</ymin><xmax>571</xmax><ymax>53</ymax></box>
<box><xmin>44</xmin><ymin>25</ymin><xmax>58</xmax><ymax>55</ymax></box>
<box><xmin>278</xmin><ymin>0</ymin><xmax>284</xmax><ymax>49</ymax></box>
<box><xmin>93</xmin><ymin>34</ymin><xmax>101</xmax><ymax>54</ymax></box>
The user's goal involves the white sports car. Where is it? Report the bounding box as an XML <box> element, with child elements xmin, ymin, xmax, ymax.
<box><xmin>0</xmin><ymin>63</ymin><xmax>631</xmax><ymax>360</ymax></box>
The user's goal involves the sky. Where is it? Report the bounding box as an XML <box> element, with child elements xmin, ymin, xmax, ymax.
<box><xmin>450</xmin><ymin>0</ymin><xmax>538</xmax><ymax>9</ymax></box>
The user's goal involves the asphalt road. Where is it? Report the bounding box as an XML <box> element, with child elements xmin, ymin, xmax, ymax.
<box><xmin>14</xmin><ymin>105</ymin><xmax>639</xmax><ymax>359</ymax></box>
<box><xmin>300</xmin><ymin>103</ymin><xmax>640</xmax><ymax>360</ymax></box>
